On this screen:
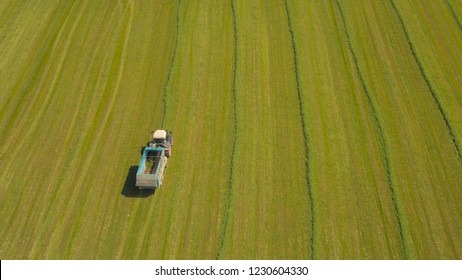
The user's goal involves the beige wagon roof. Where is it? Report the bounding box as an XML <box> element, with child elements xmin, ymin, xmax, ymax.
<box><xmin>153</xmin><ymin>130</ymin><xmax>167</xmax><ymax>139</ymax></box>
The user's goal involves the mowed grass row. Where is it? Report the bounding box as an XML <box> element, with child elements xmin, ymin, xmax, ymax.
<box><xmin>148</xmin><ymin>0</ymin><xmax>235</xmax><ymax>259</ymax></box>
<box><xmin>337</xmin><ymin>0</ymin><xmax>462</xmax><ymax>258</ymax></box>
<box><xmin>446</xmin><ymin>0</ymin><xmax>462</xmax><ymax>32</ymax></box>
<box><xmin>1</xmin><ymin>0</ymin><xmax>462</xmax><ymax>259</ymax></box>
<box><xmin>0</xmin><ymin>0</ymin><xmax>179</xmax><ymax>258</ymax></box>
<box><xmin>287</xmin><ymin>1</ymin><xmax>404</xmax><ymax>259</ymax></box>
<box><xmin>392</xmin><ymin>0</ymin><xmax>462</xmax><ymax>160</ymax></box>
<box><xmin>219</xmin><ymin>0</ymin><xmax>311</xmax><ymax>259</ymax></box>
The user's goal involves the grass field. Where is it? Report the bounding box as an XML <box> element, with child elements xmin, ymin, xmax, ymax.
<box><xmin>1</xmin><ymin>0</ymin><xmax>461</xmax><ymax>259</ymax></box>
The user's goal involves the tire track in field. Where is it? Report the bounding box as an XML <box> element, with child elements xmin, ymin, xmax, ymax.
<box><xmin>161</xmin><ymin>0</ymin><xmax>182</xmax><ymax>128</ymax></box>
<box><xmin>444</xmin><ymin>0</ymin><xmax>462</xmax><ymax>34</ymax></box>
<box><xmin>44</xmin><ymin>2</ymin><xmax>134</xmax><ymax>255</ymax></box>
<box><xmin>389</xmin><ymin>0</ymin><xmax>462</xmax><ymax>165</ymax></box>
<box><xmin>0</xmin><ymin>0</ymin><xmax>86</xmax><ymax>242</ymax></box>
<box><xmin>0</xmin><ymin>0</ymin><xmax>73</xmax><ymax>186</ymax></box>
<box><xmin>61</xmin><ymin>1</ymin><xmax>137</xmax><ymax>258</ymax></box>
<box><xmin>0</xmin><ymin>0</ymin><xmax>35</xmax><ymax>91</ymax></box>
<box><xmin>0</xmin><ymin>1</ymin><xmax>75</xmax><ymax>160</ymax></box>
<box><xmin>216</xmin><ymin>0</ymin><xmax>238</xmax><ymax>260</ymax></box>
<box><xmin>28</xmin><ymin>21</ymin><xmax>117</xmax><ymax>256</ymax></box>
<box><xmin>335</xmin><ymin>0</ymin><xmax>409</xmax><ymax>259</ymax></box>
<box><xmin>10</xmin><ymin>0</ymin><xmax>91</xmax><ymax>252</ymax></box>
<box><xmin>0</xmin><ymin>0</ymin><xmax>44</xmax><ymax>123</ymax></box>
<box><xmin>29</xmin><ymin>59</ymin><xmax>98</xmax><ymax>257</ymax></box>
<box><xmin>284</xmin><ymin>0</ymin><xmax>315</xmax><ymax>259</ymax></box>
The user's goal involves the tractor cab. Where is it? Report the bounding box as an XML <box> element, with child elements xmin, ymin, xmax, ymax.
<box><xmin>149</xmin><ymin>130</ymin><xmax>173</xmax><ymax>157</ymax></box>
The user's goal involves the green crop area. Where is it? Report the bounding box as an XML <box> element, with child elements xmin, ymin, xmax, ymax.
<box><xmin>1</xmin><ymin>0</ymin><xmax>462</xmax><ymax>260</ymax></box>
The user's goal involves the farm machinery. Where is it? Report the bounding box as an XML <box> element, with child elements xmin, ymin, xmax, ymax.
<box><xmin>136</xmin><ymin>130</ymin><xmax>173</xmax><ymax>189</ymax></box>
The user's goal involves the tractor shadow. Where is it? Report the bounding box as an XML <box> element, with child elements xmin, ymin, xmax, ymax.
<box><xmin>121</xmin><ymin>166</ymin><xmax>156</xmax><ymax>198</ymax></box>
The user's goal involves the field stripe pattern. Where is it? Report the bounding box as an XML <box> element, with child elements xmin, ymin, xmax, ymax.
<box><xmin>335</xmin><ymin>0</ymin><xmax>408</xmax><ymax>259</ymax></box>
<box><xmin>218</xmin><ymin>0</ymin><xmax>311</xmax><ymax>259</ymax></box>
<box><xmin>216</xmin><ymin>0</ymin><xmax>238</xmax><ymax>260</ymax></box>
<box><xmin>389</xmin><ymin>0</ymin><xmax>462</xmax><ymax>165</ymax></box>
<box><xmin>284</xmin><ymin>0</ymin><xmax>315</xmax><ymax>259</ymax></box>
<box><xmin>1</xmin><ymin>0</ymin><xmax>462</xmax><ymax>259</ymax></box>
<box><xmin>338</xmin><ymin>0</ymin><xmax>462</xmax><ymax>258</ymax></box>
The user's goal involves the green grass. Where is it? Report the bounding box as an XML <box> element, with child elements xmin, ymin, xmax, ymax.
<box><xmin>218</xmin><ymin>0</ymin><xmax>310</xmax><ymax>259</ymax></box>
<box><xmin>0</xmin><ymin>0</ymin><xmax>461</xmax><ymax>259</ymax></box>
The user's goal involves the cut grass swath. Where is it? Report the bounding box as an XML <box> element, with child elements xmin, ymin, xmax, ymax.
<box><xmin>335</xmin><ymin>0</ymin><xmax>408</xmax><ymax>260</ymax></box>
<box><xmin>389</xmin><ymin>0</ymin><xmax>462</xmax><ymax>165</ymax></box>
<box><xmin>216</xmin><ymin>0</ymin><xmax>238</xmax><ymax>260</ymax></box>
<box><xmin>283</xmin><ymin>0</ymin><xmax>315</xmax><ymax>260</ymax></box>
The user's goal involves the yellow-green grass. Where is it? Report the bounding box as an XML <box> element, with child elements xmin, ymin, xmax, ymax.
<box><xmin>287</xmin><ymin>1</ymin><xmax>405</xmax><ymax>259</ymax></box>
<box><xmin>1</xmin><ymin>0</ymin><xmax>462</xmax><ymax>260</ymax></box>
<box><xmin>0</xmin><ymin>0</ymin><xmax>179</xmax><ymax>258</ymax></box>
<box><xmin>150</xmin><ymin>0</ymin><xmax>235</xmax><ymax>259</ymax></box>
<box><xmin>218</xmin><ymin>0</ymin><xmax>311</xmax><ymax>259</ymax></box>
<box><xmin>337</xmin><ymin>0</ymin><xmax>462</xmax><ymax>258</ymax></box>
<box><xmin>392</xmin><ymin>0</ymin><xmax>462</xmax><ymax>160</ymax></box>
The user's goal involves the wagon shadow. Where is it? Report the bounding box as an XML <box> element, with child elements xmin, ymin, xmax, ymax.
<box><xmin>121</xmin><ymin>166</ymin><xmax>156</xmax><ymax>198</ymax></box>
